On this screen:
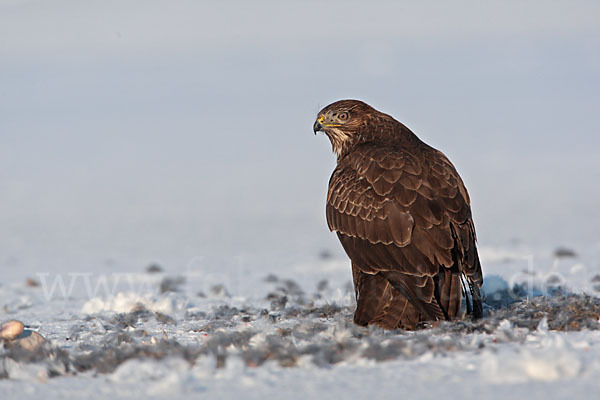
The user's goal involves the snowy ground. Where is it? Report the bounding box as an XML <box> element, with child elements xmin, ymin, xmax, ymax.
<box><xmin>2</xmin><ymin>243</ymin><xmax>600</xmax><ymax>399</ymax></box>
<box><xmin>2</xmin><ymin>0</ymin><xmax>600</xmax><ymax>398</ymax></box>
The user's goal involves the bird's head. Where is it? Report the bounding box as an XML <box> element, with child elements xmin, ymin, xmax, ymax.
<box><xmin>313</xmin><ymin>99</ymin><xmax>387</xmax><ymax>158</ymax></box>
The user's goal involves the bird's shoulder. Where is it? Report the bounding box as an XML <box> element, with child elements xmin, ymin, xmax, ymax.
<box><xmin>327</xmin><ymin>141</ymin><xmax>472</xmax><ymax>244</ymax></box>
<box><xmin>330</xmin><ymin>141</ymin><xmax>465</xmax><ymax>202</ymax></box>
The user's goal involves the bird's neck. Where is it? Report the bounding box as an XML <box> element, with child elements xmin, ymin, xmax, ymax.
<box><xmin>326</xmin><ymin>128</ymin><xmax>354</xmax><ymax>160</ymax></box>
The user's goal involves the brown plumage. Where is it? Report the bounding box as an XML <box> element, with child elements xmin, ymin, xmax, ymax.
<box><xmin>314</xmin><ymin>99</ymin><xmax>483</xmax><ymax>330</ymax></box>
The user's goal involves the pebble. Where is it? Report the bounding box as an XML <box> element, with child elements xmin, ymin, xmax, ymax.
<box><xmin>1</xmin><ymin>319</ymin><xmax>48</xmax><ymax>352</ymax></box>
<box><xmin>3</xmin><ymin>330</ymin><xmax>48</xmax><ymax>353</ymax></box>
<box><xmin>146</xmin><ymin>263</ymin><xmax>164</xmax><ymax>274</ymax></box>
<box><xmin>0</xmin><ymin>320</ymin><xmax>24</xmax><ymax>340</ymax></box>
<box><xmin>11</xmin><ymin>331</ymin><xmax>47</xmax><ymax>351</ymax></box>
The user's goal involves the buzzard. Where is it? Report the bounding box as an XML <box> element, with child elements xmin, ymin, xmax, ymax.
<box><xmin>314</xmin><ymin>100</ymin><xmax>483</xmax><ymax>330</ymax></box>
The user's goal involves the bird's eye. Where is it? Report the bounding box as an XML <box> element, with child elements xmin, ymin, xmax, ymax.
<box><xmin>338</xmin><ymin>112</ymin><xmax>349</xmax><ymax>121</ymax></box>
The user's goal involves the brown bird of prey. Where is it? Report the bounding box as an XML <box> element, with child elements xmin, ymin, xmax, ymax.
<box><xmin>314</xmin><ymin>100</ymin><xmax>483</xmax><ymax>330</ymax></box>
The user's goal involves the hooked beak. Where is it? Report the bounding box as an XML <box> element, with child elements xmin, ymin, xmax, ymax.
<box><xmin>313</xmin><ymin>120</ymin><xmax>323</xmax><ymax>134</ymax></box>
<box><xmin>313</xmin><ymin>114</ymin><xmax>326</xmax><ymax>134</ymax></box>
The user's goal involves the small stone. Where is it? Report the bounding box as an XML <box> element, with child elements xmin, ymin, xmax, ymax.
<box><xmin>0</xmin><ymin>320</ymin><xmax>24</xmax><ymax>340</ymax></box>
<box><xmin>554</xmin><ymin>247</ymin><xmax>577</xmax><ymax>258</ymax></box>
<box><xmin>160</xmin><ymin>276</ymin><xmax>185</xmax><ymax>293</ymax></box>
<box><xmin>25</xmin><ymin>278</ymin><xmax>40</xmax><ymax>287</ymax></box>
<box><xmin>11</xmin><ymin>331</ymin><xmax>47</xmax><ymax>352</ymax></box>
<box><xmin>146</xmin><ymin>263</ymin><xmax>164</xmax><ymax>274</ymax></box>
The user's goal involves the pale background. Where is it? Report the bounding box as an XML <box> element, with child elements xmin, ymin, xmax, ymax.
<box><xmin>1</xmin><ymin>0</ymin><xmax>599</xmax><ymax>281</ymax></box>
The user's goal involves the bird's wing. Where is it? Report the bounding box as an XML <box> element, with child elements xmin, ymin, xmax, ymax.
<box><xmin>327</xmin><ymin>144</ymin><xmax>482</xmax><ymax>318</ymax></box>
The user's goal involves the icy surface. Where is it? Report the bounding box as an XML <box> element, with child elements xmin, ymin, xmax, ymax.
<box><xmin>2</xmin><ymin>264</ymin><xmax>600</xmax><ymax>399</ymax></box>
<box><xmin>2</xmin><ymin>0</ymin><xmax>600</xmax><ymax>399</ymax></box>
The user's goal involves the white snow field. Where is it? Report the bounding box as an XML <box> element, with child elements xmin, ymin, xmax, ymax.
<box><xmin>2</xmin><ymin>244</ymin><xmax>600</xmax><ymax>399</ymax></box>
<box><xmin>1</xmin><ymin>0</ymin><xmax>600</xmax><ymax>399</ymax></box>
